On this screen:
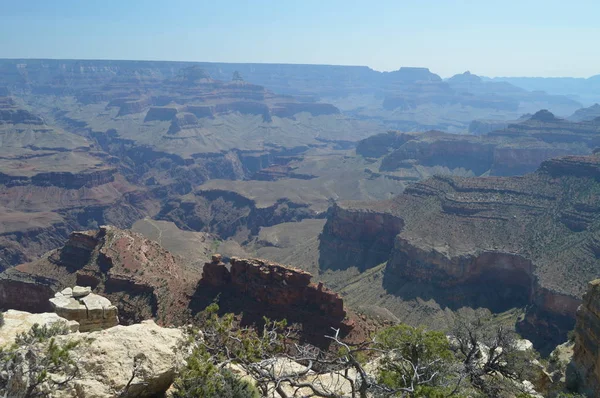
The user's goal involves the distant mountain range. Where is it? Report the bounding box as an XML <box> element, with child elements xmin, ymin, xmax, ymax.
<box><xmin>0</xmin><ymin>59</ymin><xmax>585</xmax><ymax>133</ymax></box>
<box><xmin>483</xmin><ymin>74</ymin><xmax>600</xmax><ymax>105</ymax></box>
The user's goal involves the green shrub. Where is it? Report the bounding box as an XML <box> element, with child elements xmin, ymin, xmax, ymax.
<box><xmin>1</xmin><ymin>322</ymin><xmax>78</xmax><ymax>396</ymax></box>
<box><xmin>172</xmin><ymin>349</ymin><xmax>259</xmax><ymax>398</ymax></box>
<box><xmin>375</xmin><ymin>324</ymin><xmax>454</xmax><ymax>392</ymax></box>
<box><xmin>0</xmin><ymin>311</ymin><xmax>4</xmax><ymax>328</ymax></box>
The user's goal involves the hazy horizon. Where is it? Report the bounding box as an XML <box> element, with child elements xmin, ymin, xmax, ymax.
<box><xmin>2</xmin><ymin>0</ymin><xmax>599</xmax><ymax>78</ymax></box>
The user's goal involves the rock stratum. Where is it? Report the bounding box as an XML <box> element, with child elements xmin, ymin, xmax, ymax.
<box><xmin>569</xmin><ymin>279</ymin><xmax>600</xmax><ymax>396</ymax></box>
<box><xmin>320</xmin><ymin>153</ymin><xmax>600</xmax><ymax>352</ymax></box>
<box><xmin>0</xmin><ymin>225</ymin><xmax>200</xmax><ymax>325</ymax></box>
<box><xmin>0</xmin><ymin>226</ymin><xmax>363</xmax><ymax>344</ymax></box>
<box><xmin>202</xmin><ymin>255</ymin><xmax>346</xmax><ymax>323</ymax></box>
<box><xmin>0</xmin><ymin>60</ymin><xmax>582</xmax><ymax>132</ymax></box>
<box><xmin>0</xmin><ymin>96</ymin><xmax>152</xmax><ymax>271</ymax></box>
<box><xmin>357</xmin><ymin>111</ymin><xmax>600</xmax><ymax>177</ymax></box>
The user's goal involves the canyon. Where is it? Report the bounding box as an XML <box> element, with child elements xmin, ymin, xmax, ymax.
<box><xmin>0</xmin><ymin>59</ymin><xmax>599</xmax><ymax>390</ymax></box>
<box><xmin>0</xmin><ymin>226</ymin><xmax>370</xmax><ymax>345</ymax></box>
<box><xmin>320</xmin><ymin>153</ymin><xmax>600</xmax><ymax>352</ymax></box>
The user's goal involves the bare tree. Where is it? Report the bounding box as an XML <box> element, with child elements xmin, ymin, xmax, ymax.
<box><xmin>451</xmin><ymin>308</ymin><xmax>536</xmax><ymax>397</ymax></box>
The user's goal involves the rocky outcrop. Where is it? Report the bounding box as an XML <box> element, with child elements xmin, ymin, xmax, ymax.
<box><xmin>0</xmin><ymin>108</ymin><xmax>44</xmax><ymax>125</ymax></box>
<box><xmin>110</xmin><ymin>98</ymin><xmax>153</xmax><ymax>116</ymax></box>
<box><xmin>380</xmin><ymin>137</ymin><xmax>495</xmax><ymax>175</ymax></box>
<box><xmin>50</xmin><ymin>286</ymin><xmax>119</xmax><ymax>332</ymax></box>
<box><xmin>0</xmin><ymin>168</ymin><xmax>117</xmax><ymax>189</ymax></box>
<box><xmin>1</xmin><ymin>311</ymin><xmax>187</xmax><ymax>398</ymax></box>
<box><xmin>319</xmin><ymin>203</ymin><xmax>404</xmax><ymax>271</ymax></box>
<box><xmin>144</xmin><ymin>106</ymin><xmax>178</xmax><ymax>122</ymax></box>
<box><xmin>184</xmin><ymin>105</ymin><xmax>214</xmax><ymax>118</ymax></box>
<box><xmin>215</xmin><ymin>101</ymin><xmax>271</xmax><ymax>120</ymax></box>
<box><xmin>167</xmin><ymin>112</ymin><xmax>199</xmax><ymax>134</ymax></box>
<box><xmin>356</xmin><ymin>131</ymin><xmax>422</xmax><ymax>158</ymax></box>
<box><xmin>356</xmin><ymin>114</ymin><xmax>597</xmax><ymax>177</ymax></box>
<box><xmin>0</xmin><ymin>268</ymin><xmax>56</xmax><ymax>312</ymax></box>
<box><xmin>569</xmin><ymin>103</ymin><xmax>600</xmax><ymax>122</ymax></box>
<box><xmin>59</xmin><ymin>320</ymin><xmax>186</xmax><ymax>398</ymax></box>
<box><xmin>568</xmin><ymin>279</ymin><xmax>600</xmax><ymax>396</ymax></box>
<box><xmin>0</xmin><ymin>309</ymin><xmax>79</xmax><ymax>348</ymax></box>
<box><xmin>158</xmin><ymin>190</ymin><xmax>316</xmax><ymax>239</ymax></box>
<box><xmin>201</xmin><ymin>255</ymin><xmax>346</xmax><ymax>325</ymax></box>
<box><xmin>320</xmin><ymin>153</ymin><xmax>600</xmax><ymax>351</ymax></box>
<box><xmin>271</xmin><ymin>102</ymin><xmax>340</xmax><ymax>118</ymax></box>
<box><xmin>0</xmin><ymin>226</ymin><xmax>200</xmax><ymax>325</ymax></box>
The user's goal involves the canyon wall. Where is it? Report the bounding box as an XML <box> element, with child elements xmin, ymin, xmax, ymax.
<box><xmin>319</xmin><ymin>203</ymin><xmax>404</xmax><ymax>271</ymax></box>
<box><xmin>319</xmin><ymin>154</ymin><xmax>600</xmax><ymax>351</ymax></box>
<box><xmin>202</xmin><ymin>255</ymin><xmax>346</xmax><ymax>323</ymax></box>
<box><xmin>0</xmin><ymin>226</ymin><xmax>201</xmax><ymax>325</ymax></box>
<box><xmin>569</xmin><ymin>279</ymin><xmax>600</xmax><ymax>396</ymax></box>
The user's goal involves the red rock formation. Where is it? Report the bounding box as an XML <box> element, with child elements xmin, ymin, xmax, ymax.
<box><xmin>201</xmin><ymin>256</ymin><xmax>346</xmax><ymax>322</ymax></box>
<box><xmin>319</xmin><ymin>203</ymin><xmax>404</xmax><ymax>271</ymax></box>
<box><xmin>201</xmin><ymin>254</ymin><xmax>230</xmax><ymax>287</ymax></box>
<box><xmin>1</xmin><ymin>226</ymin><xmax>201</xmax><ymax>325</ymax></box>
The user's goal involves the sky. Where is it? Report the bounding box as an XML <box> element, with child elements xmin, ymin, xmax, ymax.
<box><xmin>1</xmin><ymin>0</ymin><xmax>599</xmax><ymax>78</ymax></box>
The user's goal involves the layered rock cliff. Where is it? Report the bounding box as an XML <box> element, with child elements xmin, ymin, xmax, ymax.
<box><xmin>197</xmin><ymin>255</ymin><xmax>356</xmax><ymax>345</ymax></box>
<box><xmin>202</xmin><ymin>255</ymin><xmax>346</xmax><ymax>322</ymax></box>
<box><xmin>357</xmin><ymin>112</ymin><xmax>597</xmax><ymax>178</ymax></box>
<box><xmin>158</xmin><ymin>189</ymin><xmax>316</xmax><ymax>239</ymax></box>
<box><xmin>0</xmin><ymin>226</ymin><xmax>201</xmax><ymax>324</ymax></box>
<box><xmin>568</xmin><ymin>279</ymin><xmax>600</xmax><ymax>396</ymax></box>
<box><xmin>320</xmin><ymin>153</ymin><xmax>600</xmax><ymax>352</ymax></box>
<box><xmin>0</xmin><ymin>101</ymin><xmax>144</xmax><ymax>269</ymax></box>
<box><xmin>0</xmin><ymin>226</ymin><xmax>365</xmax><ymax>345</ymax></box>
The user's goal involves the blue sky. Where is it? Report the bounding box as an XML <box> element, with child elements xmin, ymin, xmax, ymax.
<box><xmin>1</xmin><ymin>0</ymin><xmax>599</xmax><ymax>77</ymax></box>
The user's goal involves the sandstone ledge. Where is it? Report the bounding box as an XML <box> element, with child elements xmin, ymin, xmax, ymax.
<box><xmin>50</xmin><ymin>286</ymin><xmax>119</xmax><ymax>332</ymax></box>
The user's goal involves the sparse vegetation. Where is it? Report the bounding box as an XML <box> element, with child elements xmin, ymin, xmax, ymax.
<box><xmin>375</xmin><ymin>324</ymin><xmax>457</xmax><ymax>395</ymax></box>
<box><xmin>0</xmin><ymin>323</ymin><xmax>79</xmax><ymax>397</ymax></box>
<box><xmin>172</xmin><ymin>302</ymin><xmax>548</xmax><ymax>397</ymax></box>
<box><xmin>451</xmin><ymin>308</ymin><xmax>539</xmax><ymax>397</ymax></box>
<box><xmin>173</xmin><ymin>352</ymin><xmax>260</xmax><ymax>398</ymax></box>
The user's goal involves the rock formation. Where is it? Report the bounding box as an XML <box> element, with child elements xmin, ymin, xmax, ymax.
<box><xmin>53</xmin><ymin>320</ymin><xmax>186</xmax><ymax>398</ymax></box>
<box><xmin>201</xmin><ymin>255</ymin><xmax>346</xmax><ymax>323</ymax></box>
<box><xmin>357</xmin><ymin>112</ymin><xmax>600</xmax><ymax>177</ymax></box>
<box><xmin>158</xmin><ymin>189</ymin><xmax>316</xmax><ymax>240</ymax></box>
<box><xmin>568</xmin><ymin>279</ymin><xmax>600</xmax><ymax>396</ymax></box>
<box><xmin>320</xmin><ymin>153</ymin><xmax>600</xmax><ymax>352</ymax></box>
<box><xmin>50</xmin><ymin>286</ymin><xmax>119</xmax><ymax>332</ymax></box>
<box><xmin>0</xmin><ymin>99</ymin><xmax>145</xmax><ymax>270</ymax></box>
<box><xmin>0</xmin><ymin>310</ymin><xmax>78</xmax><ymax>347</ymax></box>
<box><xmin>0</xmin><ymin>310</ymin><xmax>186</xmax><ymax>398</ymax></box>
<box><xmin>0</xmin><ymin>226</ymin><xmax>200</xmax><ymax>325</ymax></box>
<box><xmin>568</xmin><ymin>103</ymin><xmax>600</xmax><ymax>122</ymax></box>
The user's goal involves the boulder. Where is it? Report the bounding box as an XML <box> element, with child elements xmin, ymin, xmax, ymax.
<box><xmin>0</xmin><ymin>309</ymin><xmax>79</xmax><ymax>348</ymax></box>
<box><xmin>2</xmin><ymin>318</ymin><xmax>188</xmax><ymax>398</ymax></box>
<box><xmin>56</xmin><ymin>320</ymin><xmax>187</xmax><ymax>398</ymax></box>
<box><xmin>72</xmin><ymin>285</ymin><xmax>92</xmax><ymax>298</ymax></box>
<box><xmin>49</xmin><ymin>286</ymin><xmax>119</xmax><ymax>332</ymax></box>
